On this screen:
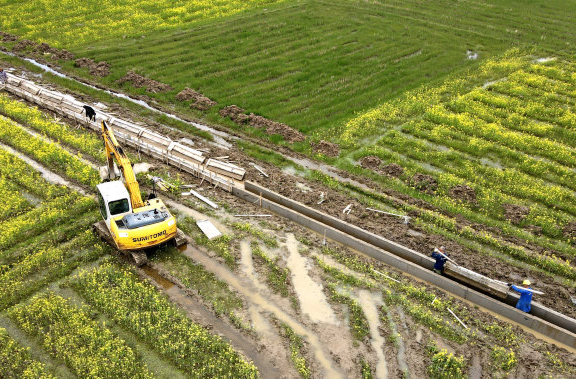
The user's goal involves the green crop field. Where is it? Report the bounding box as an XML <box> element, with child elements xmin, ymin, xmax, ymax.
<box><xmin>2</xmin><ymin>1</ymin><xmax>576</xmax><ymax>375</ymax></box>
<box><xmin>3</xmin><ymin>0</ymin><xmax>576</xmax><ymax>142</ymax></box>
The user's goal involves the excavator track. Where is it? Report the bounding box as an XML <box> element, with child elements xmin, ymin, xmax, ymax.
<box><xmin>93</xmin><ymin>220</ymin><xmax>187</xmax><ymax>266</ymax></box>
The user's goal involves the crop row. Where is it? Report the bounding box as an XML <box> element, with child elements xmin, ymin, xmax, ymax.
<box><xmin>8</xmin><ymin>292</ymin><xmax>152</xmax><ymax>378</ymax></box>
<box><xmin>0</xmin><ymin>94</ymin><xmax>103</xmax><ymax>161</ymax></box>
<box><xmin>0</xmin><ymin>327</ymin><xmax>54</xmax><ymax>379</ymax></box>
<box><xmin>0</xmin><ymin>192</ymin><xmax>95</xmax><ymax>251</ymax></box>
<box><xmin>0</xmin><ymin>176</ymin><xmax>31</xmax><ymax>221</ymax></box>
<box><xmin>0</xmin><ymin>148</ymin><xmax>66</xmax><ymax>200</ymax></box>
<box><xmin>0</xmin><ymin>116</ymin><xmax>99</xmax><ymax>187</ymax></box>
<box><xmin>71</xmin><ymin>263</ymin><xmax>259</xmax><ymax>378</ymax></box>
<box><xmin>0</xmin><ymin>228</ymin><xmax>105</xmax><ymax>310</ymax></box>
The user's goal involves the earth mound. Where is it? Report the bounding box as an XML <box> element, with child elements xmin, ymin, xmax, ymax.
<box><xmin>503</xmin><ymin>204</ymin><xmax>530</xmax><ymax>225</ymax></box>
<box><xmin>117</xmin><ymin>70</ymin><xmax>172</xmax><ymax>92</ymax></box>
<box><xmin>410</xmin><ymin>173</ymin><xmax>437</xmax><ymax>193</ymax></box>
<box><xmin>449</xmin><ymin>184</ymin><xmax>477</xmax><ymax>204</ymax></box>
<box><xmin>312</xmin><ymin>140</ymin><xmax>340</xmax><ymax>157</ymax></box>
<box><xmin>175</xmin><ymin>87</ymin><xmax>217</xmax><ymax>110</ymax></box>
<box><xmin>75</xmin><ymin>58</ymin><xmax>111</xmax><ymax>77</ymax></box>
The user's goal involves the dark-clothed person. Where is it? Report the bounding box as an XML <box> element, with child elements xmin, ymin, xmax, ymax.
<box><xmin>431</xmin><ymin>246</ymin><xmax>448</xmax><ymax>274</ymax></box>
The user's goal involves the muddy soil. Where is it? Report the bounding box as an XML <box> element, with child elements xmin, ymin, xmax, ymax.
<box><xmin>449</xmin><ymin>184</ymin><xmax>477</xmax><ymax>204</ymax></box>
<box><xmin>563</xmin><ymin>221</ymin><xmax>576</xmax><ymax>240</ymax></box>
<box><xmin>117</xmin><ymin>70</ymin><xmax>172</xmax><ymax>93</ymax></box>
<box><xmin>382</xmin><ymin>163</ymin><xmax>404</xmax><ymax>178</ymax></box>
<box><xmin>360</xmin><ymin>155</ymin><xmax>381</xmax><ymax>170</ymax></box>
<box><xmin>220</xmin><ymin>105</ymin><xmax>305</xmax><ymax>143</ymax></box>
<box><xmin>175</xmin><ymin>87</ymin><xmax>217</xmax><ymax>110</ymax></box>
<box><xmin>0</xmin><ymin>31</ymin><xmax>18</xmax><ymax>42</ymax></box>
<box><xmin>503</xmin><ymin>203</ymin><xmax>530</xmax><ymax>225</ymax></box>
<box><xmin>311</xmin><ymin>140</ymin><xmax>340</xmax><ymax>157</ymax></box>
<box><xmin>410</xmin><ymin>173</ymin><xmax>438</xmax><ymax>193</ymax></box>
<box><xmin>12</xmin><ymin>39</ymin><xmax>37</xmax><ymax>51</ymax></box>
<box><xmin>75</xmin><ymin>58</ymin><xmax>110</xmax><ymax>77</ymax></box>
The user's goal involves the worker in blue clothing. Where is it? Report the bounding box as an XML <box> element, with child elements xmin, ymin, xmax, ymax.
<box><xmin>509</xmin><ymin>279</ymin><xmax>533</xmax><ymax>313</ymax></box>
<box><xmin>431</xmin><ymin>246</ymin><xmax>449</xmax><ymax>275</ymax></box>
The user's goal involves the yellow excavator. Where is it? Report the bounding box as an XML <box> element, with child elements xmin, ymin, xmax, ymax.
<box><xmin>93</xmin><ymin>120</ymin><xmax>186</xmax><ymax>265</ymax></box>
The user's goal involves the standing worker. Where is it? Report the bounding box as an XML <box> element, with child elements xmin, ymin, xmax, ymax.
<box><xmin>0</xmin><ymin>68</ymin><xmax>7</xmax><ymax>86</ymax></box>
<box><xmin>509</xmin><ymin>280</ymin><xmax>533</xmax><ymax>313</ymax></box>
<box><xmin>431</xmin><ymin>246</ymin><xmax>449</xmax><ymax>275</ymax></box>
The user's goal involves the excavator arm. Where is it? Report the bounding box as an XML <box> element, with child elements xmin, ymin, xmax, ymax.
<box><xmin>100</xmin><ymin>120</ymin><xmax>145</xmax><ymax>209</ymax></box>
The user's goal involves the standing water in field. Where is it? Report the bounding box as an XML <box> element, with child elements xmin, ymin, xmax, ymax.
<box><xmin>357</xmin><ymin>290</ymin><xmax>389</xmax><ymax>379</ymax></box>
<box><xmin>284</xmin><ymin>233</ymin><xmax>339</xmax><ymax>325</ymax></box>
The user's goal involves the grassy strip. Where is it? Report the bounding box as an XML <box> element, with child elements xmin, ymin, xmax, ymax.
<box><xmin>0</xmin><ymin>116</ymin><xmax>99</xmax><ymax>187</ymax></box>
<box><xmin>0</xmin><ymin>93</ymin><xmax>103</xmax><ymax>161</ymax></box>
<box><xmin>8</xmin><ymin>292</ymin><xmax>152</xmax><ymax>378</ymax></box>
<box><xmin>71</xmin><ymin>263</ymin><xmax>259</xmax><ymax>378</ymax></box>
<box><xmin>276</xmin><ymin>321</ymin><xmax>311</xmax><ymax>379</ymax></box>
<box><xmin>325</xmin><ymin>283</ymin><xmax>370</xmax><ymax>342</ymax></box>
<box><xmin>0</xmin><ymin>210</ymin><xmax>97</xmax><ymax>267</ymax></box>
<box><xmin>233</xmin><ymin>222</ymin><xmax>279</xmax><ymax>248</ymax></box>
<box><xmin>251</xmin><ymin>241</ymin><xmax>290</xmax><ymax>296</ymax></box>
<box><xmin>0</xmin><ymin>328</ymin><xmax>54</xmax><ymax>379</ymax></box>
<box><xmin>150</xmin><ymin>245</ymin><xmax>244</xmax><ymax>318</ymax></box>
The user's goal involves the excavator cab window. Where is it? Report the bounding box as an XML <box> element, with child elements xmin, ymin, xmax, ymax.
<box><xmin>108</xmin><ymin>198</ymin><xmax>130</xmax><ymax>216</ymax></box>
<box><xmin>98</xmin><ymin>192</ymin><xmax>107</xmax><ymax>219</ymax></box>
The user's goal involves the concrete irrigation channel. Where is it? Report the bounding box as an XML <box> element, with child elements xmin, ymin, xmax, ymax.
<box><xmin>4</xmin><ymin>72</ymin><xmax>576</xmax><ymax>350</ymax></box>
<box><xmin>234</xmin><ymin>182</ymin><xmax>576</xmax><ymax>349</ymax></box>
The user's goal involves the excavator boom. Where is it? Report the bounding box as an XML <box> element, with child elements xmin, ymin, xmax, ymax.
<box><xmin>101</xmin><ymin>120</ymin><xmax>144</xmax><ymax>209</ymax></box>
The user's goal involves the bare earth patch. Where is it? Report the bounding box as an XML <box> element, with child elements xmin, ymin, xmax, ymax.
<box><xmin>175</xmin><ymin>87</ymin><xmax>217</xmax><ymax>111</ymax></box>
<box><xmin>449</xmin><ymin>184</ymin><xmax>477</xmax><ymax>204</ymax></box>
<box><xmin>220</xmin><ymin>105</ymin><xmax>305</xmax><ymax>143</ymax></box>
<box><xmin>0</xmin><ymin>31</ymin><xmax>18</xmax><ymax>42</ymax></box>
<box><xmin>382</xmin><ymin>163</ymin><xmax>404</xmax><ymax>178</ymax></box>
<box><xmin>312</xmin><ymin>140</ymin><xmax>340</xmax><ymax>157</ymax></box>
<box><xmin>12</xmin><ymin>39</ymin><xmax>37</xmax><ymax>51</ymax></box>
<box><xmin>117</xmin><ymin>70</ymin><xmax>172</xmax><ymax>92</ymax></box>
<box><xmin>563</xmin><ymin>221</ymin><xmax>576</xmax><ymax>240</ymax></box>
<box><xmin>410</xmin><ymin>173</ymin><xmax>437</xmax><ymax>193</ymax></box>
<box><xmin>75</xmin><ymin>58</ymin><xmax>111</xmax><ymax>77</ymax></box>
<box><xmin>503</xmin><ymin>204</ymin><xmax>530</xmax><ymax>225</ymax></box>
<box><xmin>360</xmin><ymin>155</ymin><xmax>382</xmax><ymax>170</ymax></box>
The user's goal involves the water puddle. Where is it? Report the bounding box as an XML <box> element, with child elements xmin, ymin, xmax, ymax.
<box><xmin>284</xmin><ymin>234</ymin><xmax>339</xmax><ymax>325</ymax></box>
<box><xmin>0</xmin><ymin>141</ymin><xmax>90</xmax><ymax>196</ymax></box>
<box><xmin>240</xmin><ymin>241</ymin><xmax>267</xmax><ymax>291</ymax></box>
<box><xmin>357</xmin><ymin>290</ymin><xmax>388</xmax><ymax>379</ymax></box>
<box><xmin>182</xmin><ymin>244</ymin><xmax>343</xmax><ymax>378</ymax></box>
<box><xmin>391</xmin><ymin>308</ymin><xmax>409</xmax><ymax>375</ymax></box>
<box><xmin>142</xmin><ymin>265</ymin><xmax>174</xmax><ymax>289</ymax></box>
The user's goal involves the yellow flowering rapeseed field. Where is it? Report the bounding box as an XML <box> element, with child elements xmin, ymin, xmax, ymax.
<box><xmin>0</xmin><ymin>0</ymin><xmax>282</xmax><ymax>47</ymax></box>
